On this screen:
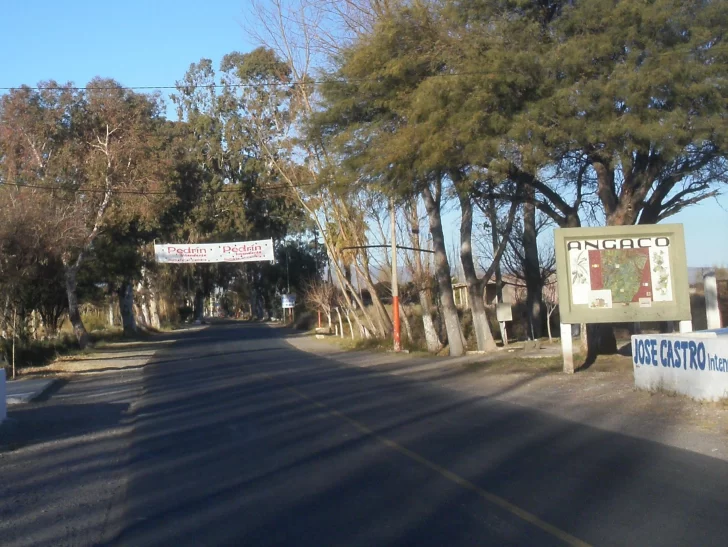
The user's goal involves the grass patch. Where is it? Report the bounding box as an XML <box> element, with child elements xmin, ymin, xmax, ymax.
<box><xmin>464</xmin><ymin>352</ymin><xmax>634</xmax><ymax>375</ymax></box>
<box><xmin>464</xmin><ymin>355</ymin><xmax>564</xmax><ymax>374</ymax></box>
<box><xmin>312</xmin><ymin>332</ymin><xmax>431</xmax><ymax>356</ymax></box>
<box><xmin>1</xmin><ymin>327</ymin><xmax>160</xmax><ymax>374</ymax></box>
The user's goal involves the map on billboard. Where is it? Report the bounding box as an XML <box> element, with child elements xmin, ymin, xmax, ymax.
<box><xmin>568</xmin><ymin>238</ymin><xmax>673</xmax><ymax>309</ymax></box>
<box><xmin>554</xmin><ymin>224</ymin><xmax>689</xmax><ymax>324</ymax></box>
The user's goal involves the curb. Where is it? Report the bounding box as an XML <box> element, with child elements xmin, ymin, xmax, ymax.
<box><xmin>6</xmin><ymin>379</ymin><xmax>59</xmax><ymax>405</ymax></box>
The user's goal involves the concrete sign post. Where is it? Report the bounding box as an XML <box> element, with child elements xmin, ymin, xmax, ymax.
<box><xmin>560</xmin><ymin>323</ymin><xmax>574</xmax><ymax>374</ymax></box>
<box><xmin>705</xmin><ymin>271</ymin><xmax>722</xmax><ymax>330</ymax></box>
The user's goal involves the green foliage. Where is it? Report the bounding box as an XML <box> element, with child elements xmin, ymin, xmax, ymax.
<box><xmin>312</xmin><ymin>0</ymin><xmax>728</xmax><ymax>226</ymax></box>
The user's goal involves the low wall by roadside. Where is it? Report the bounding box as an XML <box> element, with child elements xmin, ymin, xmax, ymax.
<box><xmin>632</xmin><ymin>329</ymin><xmax>728</xmax><ymax>401</ymax></box>
<box><xmin>0</xmin><ymin>369</ymin><xmax>6</xmax><ymax>425</ymax></box>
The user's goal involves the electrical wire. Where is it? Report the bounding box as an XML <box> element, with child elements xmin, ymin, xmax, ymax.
<box><xmin>0</xmin><ymin>180</ymin><xmax>319</xmax><ymax>195</ymax></box>
<box><xmin>0</xmin><ymin>72</ymin><xmax>496</xmax><ymax>92</ymax></box>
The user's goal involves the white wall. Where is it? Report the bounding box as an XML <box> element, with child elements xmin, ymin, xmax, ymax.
<box><xmin>632</xmin><ymin>329</ymin><xmax>728</xmax><ymax>402</ymax></box>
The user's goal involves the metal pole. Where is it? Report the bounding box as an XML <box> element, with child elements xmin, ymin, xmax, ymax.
<box><xmin>391</xmin><ymin>198</ymin><xmax>401</xmax><ymax>352</ymax></box>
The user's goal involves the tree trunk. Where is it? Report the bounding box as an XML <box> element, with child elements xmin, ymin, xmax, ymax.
<box><xmin>345</xmin><ymin>309</ymin><xmax>355</xmax><ymax>340</ymax></box>
<box><xmin>194</xmin><ymin>290</ymin><xmax>205</xmax><ymax>321</ymax></box>
<box><xmin>407</xmin><ymin>201</ymin><xmax>442</xmax><ymax>353</ymax></box>
<box><xmin>118</xmin><ymin>282</ymin><xmax>137</xmax><ymax>336</ymax></box>
<box><xmin>142</xmin><ymin>268</ymin><xmax>161</xmax><ymax>329</ymax></box>
<box><xmin>547</xmin><ymin>309</ymin><xmax>554</xmax><ymax>343</ymax></box>
<box><xmin>352</xmin><ymin>260</ymin><xmax>391</xmax><ymax>336</ymax></box>
<box><xmin>149</xmin><ymin>288</ymin><xmax>161</xmax><ymax>330</ymax></box>
<box><xmin>487</xmin><ymin>197</ymin><xmax>505</xmax><ymax>304</ymax></box>
<box><xmin>108</xmin><ymin>302</ymin><xmax>115</xmax><ymax>327</ymax></box>
<box><xmin>420</xmin><ymin>297</ymin><xmax>442</xmax><ymax>353</ymax></box>
<box><xmin>64</xmin><ymin>266</ymin><xmax>90</xmax><ymax>349</ymax></box>
<box><xmin>585</xmin><ymin>323</ymin><xmax>618</xmax><ymax>363</ymax></box>
<box><xmin>137</xmin><ymin>281</ymin><xmax>151</xmax><ymax>327</ymax></box>
<box><xmin>523</xmin><ymin>186</ymin><xmax>543</xmax><ymax>340</ymax></box>
<box><xmin>336</xmin><ymin>307</ymin><xmax>345</xmax><ymax>338</ymax></box>
<box><xmin>459</xmin><ymin>191</ymin><xmax>497</xmax><ymax>352</ymax></box>
<box><xmin>423</xmin><ymin>182</ymin><xmax>465</xmax><ymax>357</ymax></box>
<box><xmin>324</xmin><ymin>243</ymin><xmax>378</xmax><ymax>336</ymax></box>
<box><xmin>398</xmin><ymin>301</ymin><xmax>412</xmax><ymax>343</ymax></box>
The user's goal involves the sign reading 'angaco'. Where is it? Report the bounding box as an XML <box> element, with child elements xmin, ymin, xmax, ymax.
<box><xmin>154</xmin><ymin>239</ymin><xmax>275</xmax><ymax>264</ymax></box>
<box><xmin>554</xmin><ymin>224</ymin><xmax>690</xmax><ymax>324</ymax></box>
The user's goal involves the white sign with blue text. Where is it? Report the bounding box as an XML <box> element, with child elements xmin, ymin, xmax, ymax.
<box><xmin>631</xmin><ymin>329</ymin><xmax>728</xmax><ymax>401</ymax></box>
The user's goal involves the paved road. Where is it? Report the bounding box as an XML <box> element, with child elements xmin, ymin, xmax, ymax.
<box><xmin>0</xmin><ymin>368</ymin><xmax>142</xmax><ymax>546</ymax></box>
<box><xmin>3</xmin><ymin>324</ymin><xmax>728</xmax><ymax>546</ymax></box>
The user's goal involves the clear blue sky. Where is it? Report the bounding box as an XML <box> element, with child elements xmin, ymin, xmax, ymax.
<box><xmin>2</xmin><ymin>0</ymin><xmax>727</xmax><ymax>267</ymax></box>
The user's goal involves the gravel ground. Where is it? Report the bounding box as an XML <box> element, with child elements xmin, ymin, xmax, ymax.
<box><xmin>0</xmin><ymin>370</ymin><xmax>143</xmax><ymax>546</ymax></box>
<box><xmin>285</xmin><ymin>332</ymin><xmax>728</xmax><ymax>461</ymax></box>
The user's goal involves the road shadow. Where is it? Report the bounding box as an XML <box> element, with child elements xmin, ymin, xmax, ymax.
<box><xmin>0</xmin><ymin>401</ymin><xmax>131</xmax><ymax>452</ymax></box>
<box><xmin>107</xmin><ymin>323</ymin><xmax>728</xmax><ymax>546</ymax></box>
<box><xmin>2</xmin><ymin>322</ymin><xmax>725</xmax><ymax>546</ymax></box>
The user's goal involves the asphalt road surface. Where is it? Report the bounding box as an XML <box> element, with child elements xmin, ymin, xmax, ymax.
<box><xmin>2</xmin><ymin>323</ymin><xmax>728</xmax><ymax>546</ymax></box>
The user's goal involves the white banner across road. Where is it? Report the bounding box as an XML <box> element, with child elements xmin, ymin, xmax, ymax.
<box><xmin>154</xmin><ymin>239</ymin><xmax>275</xmax><ymax>264</ymax></box>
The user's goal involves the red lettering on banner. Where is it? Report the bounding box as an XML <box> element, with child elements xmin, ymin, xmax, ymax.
<box><xmin>222</xmin><ymin>244</ymin><xmax>264</xmax><ymax>255</ymax></box>
<box><xmin>167</xmin><ymin>246</ymin><xmax>207</xmax><ymax>255</ymax></box>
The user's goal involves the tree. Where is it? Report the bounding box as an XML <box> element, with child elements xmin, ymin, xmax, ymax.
<box><xmin>543</xmin><ymin>280</ymin><xmax>559</xmax><ymax>343</ymax></box>
<box><xmin>310</xmin><ymin>4</ymin><xmax>476</xmax><ymax>355</ymax></box>
<box><xmin>0</xmin><ymin>80</ymin><xmax>168</xmax><ymax>348</ymax></box>
<box><xmin>402</xmin><ymin>201</ymin><xmax>442</xmax><ymax>353</ymax></box>
<box><xmin>530</xmin><ymin>0</ymin><xmax>728</xmax><ymax>227</ymax></box>
<box><xmin>304</xmin><ymin>280</ymin><xmax>339</xmax><ymax>331</ymax></box>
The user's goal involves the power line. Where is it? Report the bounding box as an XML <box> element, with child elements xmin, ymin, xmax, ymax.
<box><xmin>0</xmin><ymin>78</ymin><xmax>360</xmax><ymax>92</ymax></box>
<box><xmin>0</xmin><ymin>180</ymin><xmax>319</xmax><ymax>195</ymax></box>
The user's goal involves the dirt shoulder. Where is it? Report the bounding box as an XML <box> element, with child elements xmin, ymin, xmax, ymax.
<box><xmin>18</xmin><ymin>326</ymin><xmax>207</xmax><ymax>377</ymax></box>
<box><xmin>285</xmin><ymin>332</ymin><xmax>728</xmax><ymax>462</ymax></box>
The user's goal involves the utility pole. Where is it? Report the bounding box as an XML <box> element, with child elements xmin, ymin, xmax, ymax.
<box><xmin>391</xmin><ymin>198</ymin><xmax>401</xmax><ymax>352</ymax></box>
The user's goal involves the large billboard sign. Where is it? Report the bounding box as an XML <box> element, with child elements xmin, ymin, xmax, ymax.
<box><xmin>154</xmin><ymin>239</ymin><xmax>275</xmax><ymax>264</ymax></box>
<box><xmin>554</xmin><ymin>224</ymin><xmax>690</xmax><ymax>324</ymax></box>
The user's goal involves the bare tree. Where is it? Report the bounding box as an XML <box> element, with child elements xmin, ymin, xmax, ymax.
<box><xmin>239</xmin><ymin>0</ymin><xmax>391</xmax><ymax>338</ymax></box>
<box><xmin>542</xmin><ymin>280</ymin><xmax>559</xmax><ymax>343</ymax></box>
<box><xmin>304</xmin><ymin>280</ymin><xmax>338</xmax><ymax>331</ymax></box>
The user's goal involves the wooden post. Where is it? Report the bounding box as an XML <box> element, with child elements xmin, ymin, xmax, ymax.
<box><xmin>560</xmin><ymin>322</ymin><xmax>574</xmax><ymax>374</ymax></box>
<box><xmin>705</xmin><ymin>271</ymin><xmax>722</xmax><ymax>330</ymax></box>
